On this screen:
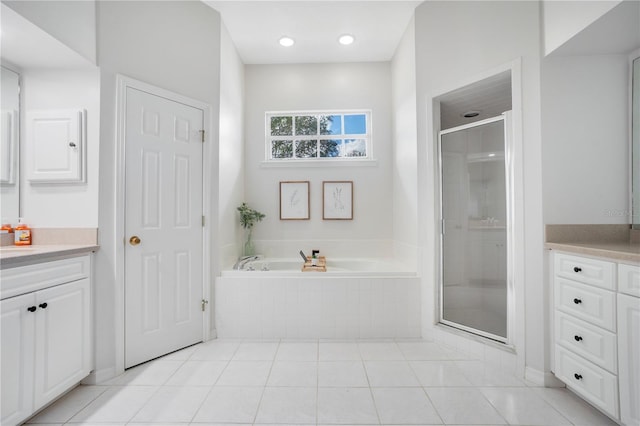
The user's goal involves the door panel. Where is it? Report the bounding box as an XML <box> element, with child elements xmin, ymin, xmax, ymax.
<box><xmin>125</xmin><ymin>87</ymin><xmax>204</xmax><ymax>368</ymax></box>
<box><xmin>1</xmin><ymin>293</ymin><xmax>36</xmax><ymax>425</ymax></box>
<box><xmin>440</xmin><ymin>117</ymin><xmax>508</xmax><ymax>341</ymax></box>
<box><xmin>34</xmin><ymin>279</ymin><xmax>91</xmax><ymax>408</ymax></box>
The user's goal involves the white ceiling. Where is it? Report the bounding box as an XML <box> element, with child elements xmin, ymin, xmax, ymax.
<box><xmin>1</xmin><ymin>3</ymin><xmax>94</xmax><ymax>69</ymax></box>
<box><xmin>439</xmin><ymin>71</ymin><xmax>512</xmax><ymax>130</ymax></box>
<box><xmin>551</xmin><ymin>0</ymin><xmax>640</xmax><ymax>56</ymax></box>
<box><xmin>204</xmin><ymin>1</ymin><xmax>421</xmax><ymax>64</ymax></box>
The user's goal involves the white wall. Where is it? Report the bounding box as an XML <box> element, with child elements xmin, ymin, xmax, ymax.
<box><xmin>542</xmin><ymin>0</ymin><xmax>621</xmax><ymax>56</ymax></box>
<box><xmin>94</xmin><ymin>0</ymin><xmax>221</xmax><ymax>379</ymax></box>
<box><xmin>542</xmin><ymin>55</ymin><xmax>629</xmax><ymax>224</ymax></box>
<box><xmin>414</xmin><ymin>0</ymin><xmax>545</xmax><ymax>380</ymax></box>
<box><xmin>20</xmin><ymin>69</ymin><xmax>100</xmax><ymax>227</ymax></box>
<box><xmin>391</xmin><ymin>17</ymin><xmax>418</xmax><ymax>266</ymax></box>
<box><xmin>218</xmin><ymin>23</ymin><xmax>245</xmax><ymax>268</ymax></box>
<box><xmin>243</xmin><ymin>62</ymin><xmax>393</xmax><ymax>257</ymax></box>
<box><xmin>3</xmin><ymin>0</ymin><xmax>97</xmax><ymax>64</ymax></box>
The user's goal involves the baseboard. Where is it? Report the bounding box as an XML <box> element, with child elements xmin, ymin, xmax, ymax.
<box><xmin>524</xmin><ymin>367</ymin><xmax>545</xmax><ymax>385</ymax></box>
<box><xmin>543</xmin><ymin>371</ymin><xmax>565</xmax><ymax>388</ymax></box>
<box><xmin>81</xmin><ymin>366</ymin><xmax>117</xmax><ymax>385</ymax></box>
<box><xmin>525</xmin><ymin>367</ymin><xmax>565</xmax><ymax>387</ymax></box>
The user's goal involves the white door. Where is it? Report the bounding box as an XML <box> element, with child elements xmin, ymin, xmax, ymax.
<box><xmin>125</xmin><ymin>87</ymin><xmax>204</xmax><ymax>368</ymax></box>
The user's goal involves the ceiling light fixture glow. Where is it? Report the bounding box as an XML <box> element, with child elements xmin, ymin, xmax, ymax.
<box><xmin>278</xmin><ymin>36</ymin><xmax>295</xmax><ymax>47</ymax></box>
<box><xmin>338</xmin><ymin>34</ymin><xmax>355</xmax><ymax>45</ymax></box>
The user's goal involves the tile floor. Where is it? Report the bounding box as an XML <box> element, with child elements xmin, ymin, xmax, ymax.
<box><xmin>26</xmin><ymin>339</ymin><xmax>617</xmax><ymax>425</ymax></box>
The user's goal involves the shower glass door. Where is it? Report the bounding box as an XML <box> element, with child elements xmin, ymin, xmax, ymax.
<box><xmin>439</xmin><ymin>116</ymin><xmax>509</xmax><ymax>342</ymax></box>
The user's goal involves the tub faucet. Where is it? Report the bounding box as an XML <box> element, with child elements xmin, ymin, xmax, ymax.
<box><xmin>233</xmin><ymin>255</ymin><xmax>261</xmax><ymax>270</ymax></box>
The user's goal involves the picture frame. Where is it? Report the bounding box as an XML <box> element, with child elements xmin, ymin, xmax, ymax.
<box><xmin>323</xmin><ymin>181</ymin><xmax>353</xmax><ymax>220</ymax></box>
<box><xmin>279</xmin><ymin>181</ymin><xmax>310</xmax><ymax>220</ymax></box>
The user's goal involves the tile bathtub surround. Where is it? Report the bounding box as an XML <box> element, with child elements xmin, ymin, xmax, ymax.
<box><xmin>26</xmin><ymin>339</ymin><xmax>618</xmax><ymax>426</ymax></box>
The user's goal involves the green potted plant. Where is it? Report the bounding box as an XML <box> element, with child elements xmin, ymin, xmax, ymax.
<box><xmin>237</xmin><ymin>202</ymin><xmax>265</xmax><ymax>256</ymax></box>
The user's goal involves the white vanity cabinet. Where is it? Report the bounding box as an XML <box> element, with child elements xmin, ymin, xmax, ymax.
<box><xmin>618</xmin><ymin>264</ymin><xmax>640</xmax><ymax>426</ymax></box>
<box><xmin>552</xmin><ymin>251</ymin><xmax>640</xmax><ymax>425</ymax></box>
<box><xmin>0</xmin><ymin>255</ymin><xmax>92</xmax><ymax>426</ymax></box>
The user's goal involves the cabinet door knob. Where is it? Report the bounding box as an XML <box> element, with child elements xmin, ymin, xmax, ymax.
<box><xmin>574</xmin><ymin>335</ymin><xmax>583</xmax><ymax>342</ymax></box>
<box><xmin>69</xmin><ymin>142</ymin><xmax>77</xmax><ymax>148</ymax></box>
<box><xmin>573</xmin><ymin>298</ymin><xmax>582</xmax><ymax>304</ymax></box>
<box><xmin>129</xmin><ymin>236</ymin><xmax>141</xmax><ymax>246</ymax></box>
<box><xmin>39</xmin><ymin>303</ymin><xmax>48</xmax><ymax>309</ymax></box>
<box><xmin>573</xmin><ymin>267</ymin><xmax>582</xmax><ymax>273</ymax></box>
<box><xmin>574</xmin><ymin>373</ymin><xmax>583</xmax><ymax>380</ymax></box>
<box><xmin>27</xmin><ymin>306</ymin><xmax>37</xmax><ymax>313</ymax></box>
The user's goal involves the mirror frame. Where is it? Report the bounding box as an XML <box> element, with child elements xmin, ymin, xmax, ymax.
<box><xmin>0</xmin><ymin>64</ymin><xmax>21</xmax><ymax>221</ymax></box>
<box><xmin>632</xmin><ymin>54</ymin><xmax>639</xmax><ymax>229</ymax></box>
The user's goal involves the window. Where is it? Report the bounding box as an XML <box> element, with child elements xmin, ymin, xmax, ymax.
<box><xmin>266</xmin><ymin>111</ymin><xmax>371</xmax><ymax>161</ymax></box>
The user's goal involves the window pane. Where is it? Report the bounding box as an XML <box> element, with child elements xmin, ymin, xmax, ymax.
<box><xmin>272</xmin><ymin>140</ymin><xmax>293</xmax><ymax>158</ymax></box>
<box><xmin>271</xmin><ymin>116</ymin><xmax>293</xmax><ymax>136</ymax></box>
<box><xmin>344</xmin><ymin>114</ymin><xmax>366</xmax><ymax>135</ymax></box>
<box><xmin>320</xmin><ymin>139</ymin><xmax>341</xmax><ymax>157</ymax></box>
<box><xmin>294</xmin><ymin>116</ymin><xmax>318</xmax><ymax>135</ymax></box>
<box><xmin>295</xmin><ymin>140</ymin><xmax>317</xmax><ymax>158</ymax></box>
<box><xmin>319</xmin><ymin>115</ymin><xmax>342</xmax><ymax>135</ymax></box>
<box><xmin>344</xmin><ymin>139</ymin><xmax>367</xmax><ymax>157</ymax></box>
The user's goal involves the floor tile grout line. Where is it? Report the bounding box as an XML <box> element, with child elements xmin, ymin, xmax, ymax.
<box><xmin>316</xmin><ymin>338</ymin><xmax>320</xmax><ymax>426</ymax></box>
<box><xmin>478</xmin><ymin>385</ymin><xmax>575</xmax><ymax>426</ymax></box>
<box><xmin>361</xmin><ymin>346</ymin><xmax>383</xmax><ymax>425</ymax></box>
<box><xmin>186</xmin><ymin>339</ymin><xmax>240</xmax><ymax>423</ymax></box>
<box><xmin>251</xmin><ymin>339</ymin><xmax>280</xmax><ymax>424</ymax></box>
<box><xmin>27</xmin><ymin>383</ymin><xmax>110</xmax><ymax>425</ymax></box>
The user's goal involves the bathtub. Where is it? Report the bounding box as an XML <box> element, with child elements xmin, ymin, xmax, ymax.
<box><xmin>221</xmin><ymin>257</ymin><xmax>416</xmax><ymax>277</ymax></box>
<box><xmin>216</xmin><ymin>257</ymin><xmax>421</xmax><ymax>339</ymax></box>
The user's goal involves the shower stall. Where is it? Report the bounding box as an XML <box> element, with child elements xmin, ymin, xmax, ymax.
<box><xmin>438</xmin><ymin>114</ymin><xmax>513</xmax><ymax>343</ymax></box>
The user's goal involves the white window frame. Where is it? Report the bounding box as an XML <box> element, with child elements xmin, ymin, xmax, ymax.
<box><xmin>264</xmin><ymin>110</ymin><xmax>373</xmax><ymax>164</ymax></box>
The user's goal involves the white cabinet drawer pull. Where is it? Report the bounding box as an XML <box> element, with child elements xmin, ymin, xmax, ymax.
<box><xmin>574</xmin><ymin>298</ymin><xmax>582</xmax><ymax>304</ymax></box>
<box><xmin>574</xmin><ymin>266</ymin><xmax>582</xmax><ymax>273</ymax></box>
<box><xmin>574</xmin><ymin>373</ymin><xmax>583</xmax><ymax>380</ymax></box>
<box><xmin>574</xmin><ymin>335</ymin><xmax>583</xmax><ymax>342</ymax></box>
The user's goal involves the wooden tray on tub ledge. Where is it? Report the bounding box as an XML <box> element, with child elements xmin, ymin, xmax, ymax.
<box><xmin>302</xmin><ymin>256</ymin><xmax>326</xmax><ymax>272</ymax></box>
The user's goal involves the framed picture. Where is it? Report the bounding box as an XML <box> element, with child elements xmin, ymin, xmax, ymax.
<box><xmin>323</xmin><ymin>181</ymin><xmax>353</xmax><ymax>220</ymax></box>
<box><xmin>280</xmin><ymin>181</ymin><xmax>310</xmax><ymax>220</ymax></box>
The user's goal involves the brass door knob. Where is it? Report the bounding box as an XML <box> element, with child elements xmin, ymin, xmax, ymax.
<box><xmin>129</xmin><ymin>236</ymin><xmax>141</xmax><ymax>246</ymax></box>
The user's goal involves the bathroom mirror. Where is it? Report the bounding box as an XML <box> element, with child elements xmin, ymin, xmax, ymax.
<box><xmin>1</xmin><ymin>65</ymin><xmax>20</xmax><ymax>222</ymax></box>
<box><xmin>633</xmin><ymin>56</ymin><xmax>640</xmax><ymax>229</ymax></box>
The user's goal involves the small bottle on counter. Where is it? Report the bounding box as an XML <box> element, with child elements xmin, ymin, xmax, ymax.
<box><xmin>14</xmin><ymin>218</ymin><xmax>32</xmax><ymax>246</ymax></box>
<box><xmin>0</xmin><ymin>223</ymin><xmax>13</xmax><ymax>233</ymax></box>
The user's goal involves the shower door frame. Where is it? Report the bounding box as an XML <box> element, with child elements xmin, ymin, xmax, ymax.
<box><xmin>437</xmin><ymin>112</ymin><xmax>515</xmax><ymax>345</ymax></box>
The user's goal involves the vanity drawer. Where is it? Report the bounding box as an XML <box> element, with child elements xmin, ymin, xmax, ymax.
<box><xmin>555</xmin><ymin>311</ymin><xmax>617</xmax><ymax>373</ymax></box>
<box><xmin>555</xmin><ymin>278</ymin><xmax>616</xmax><ymax>332</ymax></box>
<box><xmin>554</xmin><ymin>253</ymin><xmax>615</xmax><ymax>290</ymax></box>
<box><xmin>618</xmin><ymin>263</ymin><xmax>640</xmax><ymax>298</ymax></box>
<box><xmin>0</xmin><ymin>255</ymin><xmax>90</xmax><ymax>300</ymax></box>
<box><xmin>554</xmin><ymin>345</ymin><xmax>619</xmax><ymax>419</ymax></box>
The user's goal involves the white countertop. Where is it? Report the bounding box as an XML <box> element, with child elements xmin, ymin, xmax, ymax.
<box><xmin>0</xmin><ymin>244</ymin><xmax>99</xmax><ymax>268</ymax></box>
<box><xmin>545</xmin><ymin>241</ymin><xmax>640</xmax><ymax>264</ymax></box>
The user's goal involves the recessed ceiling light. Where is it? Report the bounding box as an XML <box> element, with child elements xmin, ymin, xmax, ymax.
<box><xmin>279</xmin><ymin>36</ymin><xmax>295</xmax><ymax>47</ymax></box>
<box><xmin>338</xmin><ymin>34</ymin><xmax>355</xmax><ymax>45</ymax></box>
<box><xmin>461</xmin><ymin>110</ymin><xmax>481</xmax><ymax>118</ymax></box>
